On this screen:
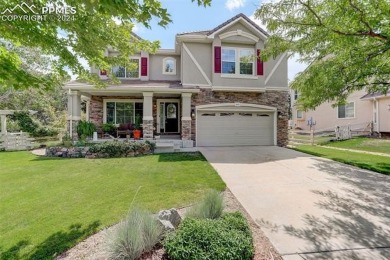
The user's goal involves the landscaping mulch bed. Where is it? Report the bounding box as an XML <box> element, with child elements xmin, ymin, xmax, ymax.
<box><xmin>57</xmin><ymin>189</ymin><xmax>281</xmax><ymax>260</ymax></box>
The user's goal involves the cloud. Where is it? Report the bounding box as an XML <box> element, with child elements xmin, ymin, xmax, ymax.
<box><xmin>261</xmin><ymin>0</ymin><xmax>282</xmax><ymax>3</ymax></box>
<box><xmin>225</xmin><ymin>0</ymin><xmax>246</xmax><ymax>11</ymax></box>
<box><xmin>132</xmin><ymin>23</ymin><xmax>140</xmax><ymax>33</ymax></box>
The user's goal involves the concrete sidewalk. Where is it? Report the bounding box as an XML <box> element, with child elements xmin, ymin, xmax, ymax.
<box><xmin>199</xmin><ymin>146</ymin><xmax>390</xmax><ymax>260</ymax></box>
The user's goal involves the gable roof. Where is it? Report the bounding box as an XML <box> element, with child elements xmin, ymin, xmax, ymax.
<box><xmin>207</xmin><ymin>13</ymin><xmax>269</xmax><ymax>37</ymax></box>
<box><xmin>131</xmin><ymin>32</ymin><xmax>143</xmax><ymax>40</ymax></box>
<box><xmin>177</xmin><ymin>13</ymin><xmax>269</xmax><ymax>38</ymax></box>
<box><xmin>361</xmin><ymin>90</ymin><xmax>390</xmax><ymax>99</ymax></box>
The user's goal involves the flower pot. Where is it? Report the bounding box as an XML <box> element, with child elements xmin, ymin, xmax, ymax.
<box><xmin>133</xmin><ymin>129</ymin><xmax>142</xmax><ymax>140</ymax></box>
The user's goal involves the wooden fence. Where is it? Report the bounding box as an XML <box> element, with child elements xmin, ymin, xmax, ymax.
<box><xmin>289</xmin><ymin>122</ymin><xmax>373</xmax><ymax>146</ymax></box>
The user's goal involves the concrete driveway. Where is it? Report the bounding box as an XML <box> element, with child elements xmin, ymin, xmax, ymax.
<box><xmin>199</xmin><ymin>146</ymin><xmax>390</xmax><ymax>260</ymax></box>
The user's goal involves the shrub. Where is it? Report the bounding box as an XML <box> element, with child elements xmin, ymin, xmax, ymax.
<box><xmin>106</xmin><ymin>208</ymin><xmax>164</xmax><ymax>260</ymax></box>
<box><xmin>10</xmin><ymin>111</ymin><xmax>58</xmax><ymax>137</ymax></box>
<box><xmin>102</xmin><ymin>123</ymin><xmax>116</xmax><ymax>135</ymax></box>
<box><xmin>186</xmin><ymin>189</ymin><xmax>224</xmax><ymax>219</ymax></box>
<box><xmin>76</xmin><ymin>120</ymin><xmax>96</xmax><ymax>138</ymax></box>
<box><xmin>88</xmin><ymin>141</ymin><xmax>151</xmax><ymax>158</ymax></box>
<box><xmin>164</xmin><ymin>212</ymin><xmax>254</xmax><ymax>260</ymax></box>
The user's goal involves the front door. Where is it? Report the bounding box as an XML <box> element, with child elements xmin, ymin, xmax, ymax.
<box><xmin>158</xmin><ymin>101</ymin><xmax>180</xmax><ymax>133</ymax></box>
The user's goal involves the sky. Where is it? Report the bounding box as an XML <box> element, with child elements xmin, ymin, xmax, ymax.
<box><xmin>132</xmin><ymin>0</ymin><xmax>308</xmax><ymax>81</ymax></box>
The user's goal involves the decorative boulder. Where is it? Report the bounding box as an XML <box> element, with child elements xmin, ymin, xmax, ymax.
<box><xmin>157</xmin><ymin>208</ymin><xmax>181</xmax><ymax>229</ymax></box>
<box><xmin>157</xmin><ymin>219</ymin><xmax>175</xmax><ymax>232</ymax></box>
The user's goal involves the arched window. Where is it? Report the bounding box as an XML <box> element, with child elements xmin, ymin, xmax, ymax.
<box><xmin>162</xmin><ymin>57</ymin><xmax>176</xmax><ymax>75</ymax></box>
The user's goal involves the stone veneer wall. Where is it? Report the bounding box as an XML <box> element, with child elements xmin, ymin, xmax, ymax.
<box><xmin>191</xmin><ymin>89</ymin><xmax>289</xmax><ymax>147</ymax></box>
<box><xmin>181</xmin><ymin>120</ymin><xmax>191</xmax><ymax>140</ymax></box>
<box><xmin>142</xmin><ymin>120</ymin><xmax>154</xmax><ymax>139</ymax></box>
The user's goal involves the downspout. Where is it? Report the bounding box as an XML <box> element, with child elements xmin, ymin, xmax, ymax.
<box><xmin>69</xmin><ymin>89</ymin><xmax>73</xmax><ymax>138</ymax></box>
<box><xmin>375</xmin><ymin>98</ymin><xmax>380</xmax><ymax>135</ymax></box>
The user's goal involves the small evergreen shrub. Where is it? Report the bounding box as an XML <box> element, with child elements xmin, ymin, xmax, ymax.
<box><xmin>11</xmin><ymin>111</ymin><xmax>58</xmax><ymax>137</ymax></box>
<box><xmin>88</xmin><ymin>141</ymin><xmax>151</xmax><ymax>158</ymax></box>
<box><xmin>164</xmin><ymin>212</ymin><xmax>254</xmax><ymax>260</ymax></box>
<box><xmin>186</xmin><ymin>189</ymin><xmax>224</xmax><ymax>219</ymax></box>
<box><xmin>106</xmin><ymin>208</ymin><xmax>164</xmax><ymax>260</ymax></box>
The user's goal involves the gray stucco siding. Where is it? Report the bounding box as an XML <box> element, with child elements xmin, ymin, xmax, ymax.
<box><xmin>149</xmin><ymin>54</ymin><xmax>181</xmax><ymax>81</ymax></box>
<box><xmin>264</xmin><ymin>54</ymin><xmax>288</xmax><ymax>88</ymax></box>
<box><xmin>181</xmin><ymin>42</ymin><xmax>212</xmax><ymax>86</ymax></box>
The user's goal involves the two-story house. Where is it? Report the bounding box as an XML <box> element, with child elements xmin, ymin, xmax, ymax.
<box><xmin>290</xmin><ymin>88</ymin><xmax>390</xmax><ymax>136</ymax></box>
<box><xmin>64</xmin><ymin>13</ymin><xmax>289</xmax><ymax>147</ymax></box>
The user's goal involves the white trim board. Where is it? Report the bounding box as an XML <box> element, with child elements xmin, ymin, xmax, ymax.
<box><xmin>264</xmin><ymin>53</ymin><xmax>287</xmax><ymax>85</ymax></box>
<box><xmin>208</xmin><ymin>17</ymin><xmax>268</xmax><ymax>41</ymax></box>
<box><xmin>182</xmin><ymin>43</ymin><xmax>212</xmax><ymax>86</ymax></box>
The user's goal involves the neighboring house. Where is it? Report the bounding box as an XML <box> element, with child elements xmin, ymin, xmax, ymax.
<box><xmin>290</xmin><ymin>89</ymin><xmax>390</xmax><ymax>135</ymax></box>
<box><xmin>64</xmin><ymin>13</ymin><xmax>289</xmax><ymax>147</ymax></box>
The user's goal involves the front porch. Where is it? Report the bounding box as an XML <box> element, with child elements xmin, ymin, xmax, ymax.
<box><xmin>65</xmin><ymin>81</ymin><xmax>199</xmax><ymax>147</ymax></box>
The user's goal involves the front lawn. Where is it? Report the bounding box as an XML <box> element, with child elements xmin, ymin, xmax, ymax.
<box><xmin>0</xmin><ymin>151</ymin><xmax>225</xmax><ymax>259</ymax></box>
<box><xmin>324</xmin><ymin>137</ymin><xmax>390</xmax><ymax>154</ymax></box>
<box><xmin>294</xmin><ymin>145</ymin><xmax>390</xmax><ymax>175</ymax></box>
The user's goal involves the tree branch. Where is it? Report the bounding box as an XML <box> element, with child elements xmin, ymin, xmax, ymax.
<box><xmin>331</xmin><ymin>29</ymin><xmax>388</xmax><ymax>41</ymax></box>
<box><xmin>297</xmin><ymin>0</ymin><xmax>388</xmax><ymax>42</ymax></box>
<box><xmin>297</xmin><ymin>0</ymin><xmax>323</xmax><ymax>25</ymax></box>
<box><xmin>348</xmin><ymin>0</ymin><xmax>373</xmax><ymax>31</ymax></box>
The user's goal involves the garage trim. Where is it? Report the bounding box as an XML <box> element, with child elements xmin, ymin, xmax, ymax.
<box><xmin>196</xmin><ymin>103</ymin><xmax>277</xmax><ymax>146</ymax></box>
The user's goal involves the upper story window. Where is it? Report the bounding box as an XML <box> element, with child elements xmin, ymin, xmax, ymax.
<box><xmin>296</xmin><ymin>110</ymin><xmax>303</xmax><ymax>119</ymax></box>
<box><xmin>338</xmin><ymin>102</ymin><xmax>355</xmax><ymax>119</ymax></box>
<box><xmin>163</xmin><ymin>57</ymin><xmax>176</xmax><ymax>75</ymax></box>
<box><xmin>294</xmin><ymin>90</ymin><xmax>299</xmax><ymax>100</ymax></box>
<box><xmin>112</xmin><ymin>58</ymin><xmax>140</xmax><ymax>79</ymax></box>
<box><xmin>222</xmin><ymin>47</ymin><xmax>254</xmax><ymax>76</ymax></box>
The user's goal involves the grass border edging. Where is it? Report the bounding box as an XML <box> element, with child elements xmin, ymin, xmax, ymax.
<box><xmin>291</xmin><ymin>146</ymin><xmax>390</xmax><ymax>175</ymax></box>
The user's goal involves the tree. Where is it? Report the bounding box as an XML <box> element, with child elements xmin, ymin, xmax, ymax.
<box><xmin>256</xmin><ymin>0</ymin><xmax>390</xmax><ymax>109</ymax></box>
<box><xmin>0</xmin><ymin>0</ymin><xmax>211</xmax><ymax>90</ymax></box>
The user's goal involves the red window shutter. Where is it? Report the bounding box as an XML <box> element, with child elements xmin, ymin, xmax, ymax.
<box><xmin>257</xmin><ymin>49</ymin><xmax>264</xmax><ymax>76</ymax></box>
<box><xmin>141</xmin><ymin>57</ymin><xmax>148</xmax><ymax>76</ymax></box>
<box><xmin>214</xmin><ymin>46</ymin><xmax>221</xmax><ymax>73</ymax></box>
<box><xmin>100</xmin><ymin>69</ymin><xmax>107</xmax><ymax>76</ymax></box>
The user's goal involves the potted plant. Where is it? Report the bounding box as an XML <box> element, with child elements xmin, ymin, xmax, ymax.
<box><xmin>133</xmin><ymin>114</ymin><xmax>142</xmax><ymax>140</ymax></box>
<box><xmin>102</xmin><ymin>123</ymin><xmax>116</xmax><ymax>136</ymax></box>
<box><xmin>76</xmin><ymin>120</ymin><xmax>96</xmax><ymax>139</ymax></box>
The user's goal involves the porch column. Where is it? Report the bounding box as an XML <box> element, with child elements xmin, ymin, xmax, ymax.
<box><xmin>1</xmin><ymin>114</ymin><xmax>6</xmax><ymax>135</ymax></box>
<box><xmin>181</xmin><ymin>93</ymin><xmax>192</xmax><ymax>140</ymax></box>
<box><xmin>142</xmin><ymin>92</ymin><xmax>154</xmax><ymax>139</ymax></box>
<box><xmin>67</xmin><ymin>90</ymin><xmax>81</xmax><ymax>140</ymax></box>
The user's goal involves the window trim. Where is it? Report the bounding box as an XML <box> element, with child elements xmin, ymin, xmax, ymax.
<box><xmin>221</xmin><ymin>47</ymin><xmax>255</xmax><ymax>77</ymax></box>
<box><xmin>103</xmin><ymin>99</ymin><xmax>143</xmax><ymax>124</ymax></box>
<box><xmin>337</xmin><ymin>101</ymin><xmax>355</xmax><ymax>119</ymax></box>
<box><xmin>112</xmin><ymin>57</ymin><xmax>141</xmax><ymax>79</ymax></box>
<box><xmin>296</xmin><ymin>110</ymin><xmax>304</xmax><ymax>120</ymax></box>
<box><xmin>294</xmin><ymin>90</ymin><xmax>299</xmax><ymax>101</ymax></box>
<box><xmin>162</xmin><ymin>57</ymin><xmax>176</xmax><ymax>75</ymax></box>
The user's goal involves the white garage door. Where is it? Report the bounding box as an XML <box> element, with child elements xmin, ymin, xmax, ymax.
<box><xmin>197</xmin><ymin>110</ymin><xmax>275</xmax><ymax>146</ymax></box>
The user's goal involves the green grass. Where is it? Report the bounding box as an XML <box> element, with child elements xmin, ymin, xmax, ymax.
<box><xmin>324</xmin><ymin>137</ymin><xmax>390</xmax><ymax>154</ymax></box>
<box><xmin>0</xmin><ymin>152</ymin><xmax>225</xmax><ymax>259</ymax></box>
<box><xmin>294</xmin><ymin>145</ymin><xmax>390</xmax><ymax>175</ymax></box>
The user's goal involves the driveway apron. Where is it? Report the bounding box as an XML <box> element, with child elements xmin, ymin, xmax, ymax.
<box><xmin>199</xmin><ymin>146</ymin><xmax>390</xmax><ymax>260</ymax></box>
